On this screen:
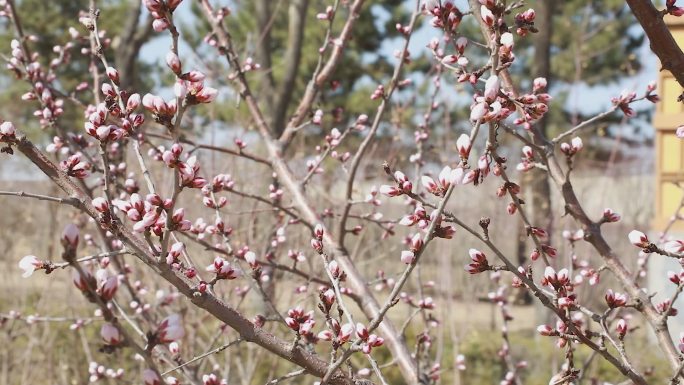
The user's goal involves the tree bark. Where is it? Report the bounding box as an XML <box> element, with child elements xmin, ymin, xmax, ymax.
<box><xmin>272</xmin><ymin>0</ymin><xmax>309</xmax><ymax>136</ymax></box>
<box><xmin>113</xmin><ymin>0</ymin><xmax>154</xmax><ymax>91</ymax></box>
<box><xmin>15</xmin><ymin>135</ymin><xmax>356</xmax><ymax>385</ymax></box>
<box><xmin>255</xmin><ymin>0</ymin><xmax>277</xmax><ymax>123</ymax></box>
<box><xmin>627</xmin><ymin>0</ymin><xmax>684</xmax><ymax>88</ymax></box>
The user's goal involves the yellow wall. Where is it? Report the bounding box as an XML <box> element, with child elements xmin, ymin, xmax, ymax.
<box><xmin>662</xmin><ymin>77</ymin><xmax>683</xmax><ymax>114</ymax></box>
<box><xmin>655</xmin><ymin>22</ymin><xmax>684</xmax><ymax>230</ymax></box>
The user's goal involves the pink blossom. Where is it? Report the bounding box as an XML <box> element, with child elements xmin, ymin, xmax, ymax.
<box><xmin>105</xmin><ymin>67</ymin><xmax>119</xmax><ymax>84</ymax></box>
<box><xmin>484</xmin><ymin>75</ymin><xmax>500</xmax><ymax>102</ymax></box>
<box><xmin>533</xmin><ymin>77</ymin><xmax>547</xmax><ymax>92</ymax></box>
<box><xmin>401</xmin><ymin>250</ymin><xmax>415</xmax><ymax>264</ymax></box>
<box><xmin>100</xmin><ymin>323</ymin><xmax>122</xmax><ymax>345</ymax></box>
<box><xmin>61</xmin><ymin>223</ymin><xmax>79</xmax><ymax>249</ymax></box>
<box><xmin>19</xmin><ymin>255</ymin><xmax>43</xmax><ymax>278</ymax></box>
<box><xmin>537</xmin><ymin>324</ymin><xmax>554</xmax><ymax>336</ymax></box>
<box><xmin>456</xmin><ymin>134</ymin><xmax>471</xmax><ymax>158</ymax></box>
<box><xmin>470</xmin><ymin>102</ymin><xmax>487</xmax><ymax>122</ymax></box>
<box><xmin>500</xmin><ymin>32</ymin><xmax>513</xmax><ymax>49</ymax></box>
<box><xmin>602</xmin><ymin>208</ymin><xmax>621</xmax><ymax>223</ymax></box>
<box><xmin>379</xmin><ymin>185</ymin><xmax>402</xmax><ymax>197</ymax></box>
<box><xmin>92</xmin><ymin>197</ymin><xmax>109</xmax><ymax>213</ymax></box>
<box><xmin>665</xmin><ymin>240</ymin><xmax>684</xmax><ymax>255</ymax></box>
<box><xmin>677</xmin><ymin>125</ymin><xmax>684</xmax><ymax>139</ymax></box>
<box><xmin>100</xmin><ymin>275</ymin><xmax>119</xmax><ymax>301</ymax></box>
<box><xmin>465</xmin><ymin>248</ymin><xmax>489</xmax><ymax>274</ymax></box>
<box><xmin>157</xmin><ymin>314</ymin><xmax>184</xmax><ymax>343</ymax></box>
<box><xmin>143</xmin><ymin>369</ymin><xmax>161</xmax><ymax>385</ymax></box>
<box><xmin>339</xmin><ymin>323</ymin><xmax>355</xmax><ymax>343</ymax></box>
<box><xmin>616</xmin><ymin>319</ymin><xmax>627</xmax><ymax>337</ymax></box>
<box><xmin>480</xmin><ymin>5</ymin><xmax>494</xmax><ymax>26</ymax></box>
<box><xmin>667</xmin><ymin>0</ymin><xmax>684</xmax><ymax>16</ymax></box>
<box><xmin>668</xmin><ymin>270</ymin><xmax>683</xmax><ymax>285</ymax></box>
<box><xmin>127</xmin><ymin>93</ymin><xmax>141</xmax><ymax>112</ymax></box>
<box><xmin>605</xmin><ymin>289</ymin><xmax>627</xmax><ymax>308</ymax></box>
<box><xmin>166</xmin><ymin>52</ymin><xmax>182</xmax><ymax>74</ymax></box>
<box><xmin>72</xmin><ymin>269</ymin><xmax>92</xmax><ymax>292</ymax></box>
<box><xmin>169</xmin><ymin>341</ymin><xmax>180</xmax><ymax>355</ymax></box>
<box><xmin>0</xmin><ymin>121</ymin><xmax>16</xmax><ymax>139</ymax></box>
<box><xmin>628</xmin><ymin>230</ymin><xmax>649</xmax><ymax>248</ymax></box>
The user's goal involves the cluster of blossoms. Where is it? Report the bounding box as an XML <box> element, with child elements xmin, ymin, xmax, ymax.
<box><xmin>425</xmin><ymin>0</ymin><xmax>463</xmax><ymax>34</ymax></box>
<box><xmin>510</xmin><ymin>78</ymin><xmax>552</xmax><ymax>129</ymax></box>
<box><xmin>516</xmin><ymin>145</ymin><xmax>535</xmax><ymax>172</ymax></box>
<box><xmin>108</xmin><ymin>193</ymin><xmax>190</xmax><ymax>234</ymax></box>
<box><xmin>159</xmin><ymin>143</ymin><xmax>207</xmax><ymax>188</ymax></box>
<box><xmin>421</xmin><ymin>165</ymin><xmax>475</xmax><ymax>196</ymax></box>
<box><xmin>469</xmin><ymin>75</ymin><xmax>514</xmax><ymax>124</ymax></box>
<box><xmin>60</xmin><ymin>153</ymin><xmax>91</xmax><ymax>179</ymax></box>
<box><xmin>88</xmin><ymin>361</ymin><xmax>124</xmax><ymax>383</ymax></box>
<box><xmin>143</xmin><ymin>0</ymin><xmax>184</xmax><ymax>32</ymax></box>
<box><xmin>206</xmin><ymin>256</ymin><xmax>239</xmax><ymax>281</ymax></box>
<box><xmin>85</xmin><ymin>98</ymin><xmax>137</xmax><ymax>142</ymax></box>
<box><xmin>141</xmin><ymin>93</ymin><xmax>177</xmax><ymax>124</ymax></box>
<box><xmin>464</xmin><ymin>249</ymin><xmax>490</xmax><ymax>274</ymax></box>
<box><xmin>7</xmin><ymin>39</ymin><xmax>66</xmax><ymax>126</ymax></box>
<box><xmin>559</xmin><ymin>137</ymin><xmax>584</xmax><ymax>157</ymax></box>
<box><xmin>87</xmin><ymin>65</ymin><xmax>146</xmax><ymax>142</ymax></box>
<box><xmin>285</xmin><ymin>306</ymin><xmax>316</xmax><ymax>340</ymax></box>
<box><xmin>174</xmin><ymin>72</ymin><xmax>218</xmax><ymax>106</ymax></box>
<box><xmin>199</xmin><ymin>173</ymin><xmax>234</xmax><ymax>209</ymax></box>
<box><xmin>512</xmin><ymin>8</ymin><xmax>537</xmax><ymax>36</ymax></box>
<box><xmin>611</xmin><ymin>82</ymin><xmax>658</xmax><ymax>118</ymax></box>
<box><xmin>541</xmin><ymin>266</ymin><xmax>574</xmax><ymax>310</ymax></box>
<box><xmin>612</xmin><ymin>90</ymin><xmax>639</xmax><ymax>118</ymax></box>
<box><xmin>354</xmin><ymin>323</ymin><xmax>385</xmax><ymax>354</ymax></box>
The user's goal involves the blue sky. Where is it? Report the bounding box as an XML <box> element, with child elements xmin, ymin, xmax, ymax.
<box><xmin>138</xmin><ymin>0</ymin><xmax>659</xmax><ymax>117</ymax></box>
<box><xmin>0</xmin><ymin>0</ymin><xmax>662</xmax><ymax>179</ymax></box>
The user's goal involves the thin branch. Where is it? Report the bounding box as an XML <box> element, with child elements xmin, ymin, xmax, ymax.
<box><xmin>162</xmin><ymin>339</ymin><xmax>243</xmax><ymax>376</ymax></box>
<box><xmin>0</xmin><ymin>190</ymin><xmax>81</xmax><ymax>207</ymax></box>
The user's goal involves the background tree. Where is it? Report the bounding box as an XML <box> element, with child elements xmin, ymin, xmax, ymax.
<box><xmin>515</xmin><ymin>0</ymin><xmax>646</xmax><ymax>305</ymax></box>
<box><xmin>0</xmin><ymin>0</ymin><xmax>154</xmax><ymax>134</ymax></box>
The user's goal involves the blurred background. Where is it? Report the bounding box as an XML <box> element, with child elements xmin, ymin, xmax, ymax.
<box><xmin>0</xmin><ymin>0</ymin><xmax>672</xmax><ymax>384</ymax></box>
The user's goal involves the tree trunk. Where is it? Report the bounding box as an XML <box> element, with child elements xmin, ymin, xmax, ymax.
<box><xmin>255</xmin><ymin>0</ymin><xmax>276</xmax><ymax>125</ymax></box>
<box><xmin>272</xmin><ymin>0</ymin><xmax>309</xmax><ymax>136</ymax></box>
<box><xmin>113</xmin><ymin>0</ymin><xmax>153</xmax><ymax>92</ymax></box>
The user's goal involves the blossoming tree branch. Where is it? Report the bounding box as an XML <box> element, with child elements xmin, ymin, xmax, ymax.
<box><xmin>2</xmin><ymin>0</ymin><xmax>684</xmax><ymax>384</ymax></box>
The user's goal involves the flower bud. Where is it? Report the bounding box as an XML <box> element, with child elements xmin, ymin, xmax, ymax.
<box><xmin>101</xmin><ymin>323</ymin><xmax>122</xmax><ymax>345</ymax></box>
<box><xmin>106</xmin><ymin>67</ymin><xmax>120</xmax><ymax>85</ymax></box>
<box><xmin>628</xmin><ymin>230</ymin><xmax>649</xmax><ymax>248</ymax></box>
<box><xmin>92</xmin><ymin>197</ymin><xmax>109</xmax><ymax>213</ymax></box>
<box><xmin>166</xmin><ymin>51</ymin><xmax>182</xmax><ymax>74</ymax></box>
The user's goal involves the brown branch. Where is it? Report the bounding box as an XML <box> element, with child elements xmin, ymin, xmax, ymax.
<box><xmin>0</xmin><ymin>190</ymin><xmax>81</xmax><ymax>207</ymax></box>
<box><xmin>468</xmin><ymin>0</ymin><xmax>676</xmax><ymax>383</ymax></box>
<box><xmin>279</xmin><ymin>0</ymin><xmax>366</xmax><ymax>145</ymax></box>
<box><xmin>145</xmin><ymin>131</ymin><xmax>272</xmax><ymax>167</ymax></box>
<box><xmin>197</xmin><ymin>1</ymin><xmax>418</xmax><ymax>381</ymax></box>
<box><xmin>14</xmin><ymin>134</ymin><xmax>354</xmax><ymax>385</ymax></box>
<box><xmin>627</xmin><ymin>1</ymin><xmax>684</xmax><ymax>88</ymax></box>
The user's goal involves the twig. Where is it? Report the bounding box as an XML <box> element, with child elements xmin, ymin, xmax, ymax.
<box><xmin>162</xmin><ymin>339</ymin><xmax>243</xmax><ymax>376</ymax></box>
